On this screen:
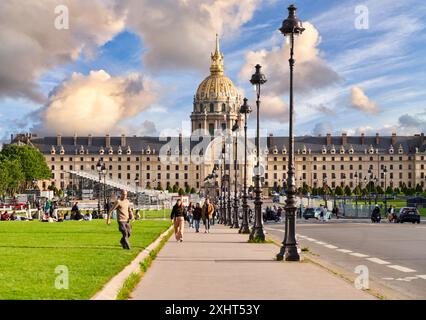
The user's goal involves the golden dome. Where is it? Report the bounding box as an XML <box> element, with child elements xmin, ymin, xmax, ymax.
<box><xmin>196</xmin><ymin>74</ymin><xmax>238</xmax><ymax>100</ymax></box>
<box><xmin>195</xmin><ymin>34</ymin><xmax>239</xmax><ymax>101</ymax></box>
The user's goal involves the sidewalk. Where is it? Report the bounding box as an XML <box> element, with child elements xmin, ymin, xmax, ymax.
<box><xmin>130</xmin><ymin>224</ymin><xmax>375</xmax><ymax>300</ymax></box>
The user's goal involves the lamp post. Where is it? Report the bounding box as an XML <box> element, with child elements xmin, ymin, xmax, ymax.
<box><xmin>383</xmin><ymin>166</ymin><xmax>388</xmax><ymax>213</ymax></box>
<box><xmin>232</xmin><ymin>120</ymin><xmax>240</xmax><ymax>229</ymax></box>
<box><xmin>363</xmin><ymin>176</ymin><xmax>368</xmax><ymax>204</ymax></box>
<box><xmin>277</xmin><ymin>4</ymin><xmax>305</xmax><ymax>261</ymax></box>
<box><xmin>226</xmin><ymin>134</ymin><xmax>233</xmax><ymax>227</ymax></box>
<box><xmin>354</xmin><ymin>172</ymin><xmax>359</xmax><ymax>215</ymax></box>
<box><xmin>239</xmin><ymin>98</ymin><xmax>252</xmax><ymax>234</ymax></box>
<box><xmin>135</xmin><ymin>177</ymin><xmax>139</xmax><ymax>210</ymax></box>
<box><xmin>249</xmin><ymin>64</ymin><xmax>267</xmax><ymax>242</ymax></box>
<box><xmin>221</xmin><ymin>143</ymin><xmax>227</xmax><ymax>225</ymax></box>
<box><xmin>96</xmin><ymin>160</ymin><xmax>105</xmax><ymax>216</ymax></box>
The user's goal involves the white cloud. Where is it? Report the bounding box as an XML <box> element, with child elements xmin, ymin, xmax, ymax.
<box><xmin>312</xmin><ymin>122</ymin><xmax>333</xmax><ymax>136</ymax></box>
<box><xmin>0</xmin><ymin>0</ymin><xmax>125</xmax><ymax>102</ymax></box>
<box><xmin>350</xmin><ymin>86</ymin><xmax>379</xmax><ymax>113</ymax></box>
<box><xmin>123</xmin><ymin>0</ymin><xmax>260</xmax><ymax>71</ymax></box>
<box><xmin>33</xmin><ymin>70</ymin><xmax>158</xmax><ymax>135</ymax></box>
<box><xmin>239</xmin><ymin>22</ymin><xmax>340</xmax><ymax>98</ymax></box>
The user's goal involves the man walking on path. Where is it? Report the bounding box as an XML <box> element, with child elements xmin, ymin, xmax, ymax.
<box><xmin>107</xmin><ymin>190</ymin><xmax>134</xmax><ymax>249</ymax></box>
<box><xmin>201</xmin><ymin>198</ymin><xmax>214</xmax><ymax>233</ymax></box>
<box><xmin>171</xmin><ymin>199</ymin><xmax>185</xmax><ymax>242</ymax></box>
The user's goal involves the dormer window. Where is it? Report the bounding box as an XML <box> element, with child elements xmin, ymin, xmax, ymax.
<box><xmin>59</xmin><ymin>146</ymin><xmax>65</xmax><ymax>155</ymax></box>
<box><xmin>398</xmin><ymin>144</ymin><xmax>403</xmax><ymax>154</ymax></box>
<box><xmin>117</xmin><ymin>146</ymin><xmax>122</xmax><ymax>155</ymax></box>
<box><xmin>99</xmin><ymin>147</ymin><xmax>105</xmax><ymax>155</ymax></box>
<box><xmin>322</xmin><ymin>146</ymin><xmax>327</xmax><ymax>154</ymax></box>
<box><xmin>349</xmin><ymin>146</ymin><xmax>354</xmax><ymax>154</ymax></box>
<box><xmin>282</xmin><ymin>146</ymin><xmax>287</xmax><ymax>154</ymax></box>
<box><xmin>330</xmin><ymin>145</ymin><xmax>336</xmax><ymax>154</ymax></box>
<box><xmin>109</xmin><ymin>147</ymin><xmax>113</xmax><ymax>155</ymax></box>
<box><xmin>273</xmin><ymin>146</ymin><xmax>278</xmax><ymax>155</ymax></box>
<box><xmin>369</xmin><ymin>145</ymin><xmax>374</xmax><ymax>154</ymax></box>
<box><xmin>340</xmin><ymin>146</ymin><xmax>345</xmax><ymax>154</ymax></box>
<box><xmin>389</xmin><ymin>146</ymin><xmax>394</xmax><ymax>154</ymax></box>
<box><xmin>79</xmin><ymin>146</ymin><xmax>85</xmax><ymax>155</ymax></box>
<box><xmin>126</xmin><ymin>146</ymin><xmax>131</xmax><ymax>155</ymax></box>
<box><xmin>50</xmin><ymin>146</ymin><xmax>56</xmax><ymax>155</ymax></box>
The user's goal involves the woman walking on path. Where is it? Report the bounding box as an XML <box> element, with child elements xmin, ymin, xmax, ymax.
<box><xmin>201</xmin><ymin>198</ymin><xmax>214</xmax><ymax>233</ymax></box>
<box><xmin>193</xmin><ymin>203</ymin><xmax>202</xmax><ymax>233</ymax></box>
<box><xmin>171</xmin><ymin>199</ymin><xmax>185</xmax><ymax>242</ymax></box>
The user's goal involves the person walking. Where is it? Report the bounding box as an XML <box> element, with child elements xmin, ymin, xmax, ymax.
<box><xmin>201</xmin><ymin>198</ymin><xmax>214</xmax><ymax>233</ymax></box>
<box><xmin>193</xmin><ymin>203</ymin><xmax>202</xmax><ymax>233</ymax></box>
<box><xmin>106</xmin><ymin>190</ymin><xmax>134</xmax><ymax>250</ymax></box>
<box><xmin>171</xmin><ymin>199</ymin><xmax>185</xmax><ymax>242</ymax></box>
<box><xmin>187</xmin><ymin>202</ymin><xmax>194</xmax><ymax>229</ymax></box>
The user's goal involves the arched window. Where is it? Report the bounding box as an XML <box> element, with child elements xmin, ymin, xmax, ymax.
<box><xmin>222</xmin><ymin>103</ymin><xmax>226</xmax><ymax>112</ymax></box>
<box><xmin>210</xmin><ymin>103</ymin><xmax>214</xmax><ymax>113</ymax></box>
<box><xmin>200</xmin><ymin>104</ymin><xmax>203</xmax><ymax>112</ymax></box>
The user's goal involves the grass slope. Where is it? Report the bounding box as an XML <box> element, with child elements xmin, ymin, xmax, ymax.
<box><xmin>0</xmin><ymin>219</ymin><xmax>171</xmax><ymax>300</ymax></box>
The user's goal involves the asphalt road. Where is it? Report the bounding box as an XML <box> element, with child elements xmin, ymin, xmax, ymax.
<box><xmin>264</xmin><ymin>220</ymin><xmax>426</xmax><ymax>299</ymax></box>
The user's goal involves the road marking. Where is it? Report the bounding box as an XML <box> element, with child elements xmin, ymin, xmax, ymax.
<box><xmin>417</xmin><ymin>275</ymin><xmax>426</xmax><ymax>280</ymax></box>
<box><xmin>336</xmin><ymin>249</ymin><xmax>352</xmax><ymax>253</ymax></box>
<box><xmin>324</xmin><ymin>244</ymin><xmax>338</xmax><ymax>249</ymax></box>
<box><xmin>297</xmin><ymin>235</ymin><xmax>306</xmax><ymax>238</ymax></box>
<box><xmin>350</xmin><ymin>252</ymin><xmax>369</xmax><ymax>258</ymax></box>
<box><xmin>382</xmin><ymin>277</ymin><xmax>394</xmax><ymax>280</ymax></box>
<box><xmin>305</xmin><ymin>238</ymin><xmax>317</xmax><ymax>241</ymax></box>
<box><xmin>387</xmin><ymin>265</ymin><xmax>417</xmax><ymax>273</ymax></box>
<box><xmin>316</xmin><ymin>241</ymin><xmax>327</xmax><ymax>245</ymax></box>
<box><xmin>366</xmin><ymin>257</ymin><xmax>390</xmax><ymax>265</ymax></box>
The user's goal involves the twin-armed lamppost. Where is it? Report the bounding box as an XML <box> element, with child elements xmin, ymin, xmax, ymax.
<box><xmin>277</xmin><ymin>4</ymin><xmax>305</xmax><ymax>261</ymax></box>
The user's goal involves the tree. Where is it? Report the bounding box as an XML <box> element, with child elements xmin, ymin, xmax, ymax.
<box><xmin>376</xmin><ymin>186</ymin><xmax>384</xmax><ymax>195</ymax></box>
<box><xmin>167</xmin><ymin>186</ymin><xmax>173</xmax><ymax>193</ymax></box>
<box><xmin>157</xmin><ymin>185</ymin><xmax>163</xmax><ymax>191</ymax></box>
<box><xmin>0</xmin><ymin>159</ymin><xmax>25</xmax><ymax>196</ymax></box>
<box><xmin>344</xmin><ymin>185</ymin><xmax>352</xmax><ymax>196</ymax></box>
<box><xmin>0</xmin><ymin>145</ymin><xmax>51</xmax><ymax>187</ymax></box>
<box><xmin>178</xmin><ymin>188</ymin><xmax>185</xmax><ymax>196</ymax></box>
<box><xmin>353</xmin><ymin>185</ymin><xmax>361</xmax><ymax>196</ymax></box>
<box><xmin>385</xmin><ymin>186</ymin><xmax>393</xmax><ymax>195</ymax></box>
<box><xmin>172</xmin><ymin>184</ymin><xmax>179</xmax><ymax>193</ymax></box>
<box><xmin>335</xmin><ymin>186</ymin><xmax>344</xmax><ymax>196</ymax></box>
<box><xmin>415</xmin><ymin>184</ymin><xmax>423</xmax><ymax>194</ymax></box>
<box><xmin>185</xmin><ymin>185</ymin><xmax>191</xmax><ymax>194</ymax></box>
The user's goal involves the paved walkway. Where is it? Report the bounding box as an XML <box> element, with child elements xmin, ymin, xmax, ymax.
<box><xmin>130</xmin><ymin>224</ymin><xmax>375</xmax><ymax>300</ymax></box>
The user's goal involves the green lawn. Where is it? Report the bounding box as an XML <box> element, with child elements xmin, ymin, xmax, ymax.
<box><xmin>0</xmin><ymin>219</ymin><xmax>171</xmax><ymax>300</ymax></box>
<box><xmin>375</xmin><ymin>200</ymin><xmax>426</xmax><ymax>217</ymax></box>
<box><xmin>140</xmin><ymin>209</ymin><xmax>170</xmax><ymax>219</ymax></box>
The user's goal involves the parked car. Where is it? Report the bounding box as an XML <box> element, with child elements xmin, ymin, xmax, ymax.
<box><xmin>396</xmin><ymin>207</ymin><xmax>421</xmax><ymax>224</ymax></box>
<box><xmin>303</xmin><ymin>208</ymin><xmax>316</xmax><ymax>220</ymax></box>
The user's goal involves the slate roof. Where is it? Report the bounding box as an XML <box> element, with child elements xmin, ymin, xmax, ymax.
<box><xmin>25</xmin><ymin>134</ymin><xmax>426</xmax><ymax>155</ymax></box>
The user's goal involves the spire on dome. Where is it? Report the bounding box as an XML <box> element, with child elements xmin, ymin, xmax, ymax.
<box><xmin>210</xmin><ymin>33</ymin><xmax>224</xmax><ymax>75</ymax></box>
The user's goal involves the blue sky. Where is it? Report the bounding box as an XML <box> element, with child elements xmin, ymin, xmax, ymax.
<box><xmin>1</xmin><ymin>0</ymin><xmax>426</xmax><ymax>142</ymax></box>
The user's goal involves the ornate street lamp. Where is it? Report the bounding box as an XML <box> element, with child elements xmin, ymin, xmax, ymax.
<box><xmin>383</xmin><ymin>166</ymin><xmax>388</xmax><ymax>212</ymax></box>
<box><xmin>249</xmin><ymin>64</ymin><xmax>267</xmax><ymax>242</ymax></box>
<box><xmin>226</xmin><ymin>134</ymin><xmax>233</xmax><ymax>227</ymax></box>
<box><xmin>277</xmin><ymin>4</ymin><xmax>305</xmax><ymax>261</ymax></box>
<box><xmin>239</xmin><ymin>98</ymin><xmax>252</xmax><ymax>234</ymax></box>
<box><xmin>232</xmin><ymin>120</ymin><xmax>240</xmax><ymax>228</ymax></box>
<box><xmin>134</xmin><ymin>176</ymin><xmax>139</xmax><ymax>210</ymax></box>
<box><xmin>221</xmin><ymin>143</ymin><xmax>227</xmax><ymax>225</ymax></box>
<box><xmin>96</xmin><ymin>159</ymin><xmax>105</xmax><ymax>216</ymax></box>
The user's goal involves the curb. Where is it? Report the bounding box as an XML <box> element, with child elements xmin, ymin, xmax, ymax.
<box><xmin>91</xmin><ymin>225</ymin><xmax>174</xmax><ymax>300</ymax></box>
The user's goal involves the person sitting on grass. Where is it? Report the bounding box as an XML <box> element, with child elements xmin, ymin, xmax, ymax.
<box><xmin>1</xmin><ymin>211</ymin><xmax>7</xmax><ymax>221</ymax></box>
<box><xmin>84</xmin><ymin>211</ymin><xmax>92</xmax><ymax>221</ymax></box>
